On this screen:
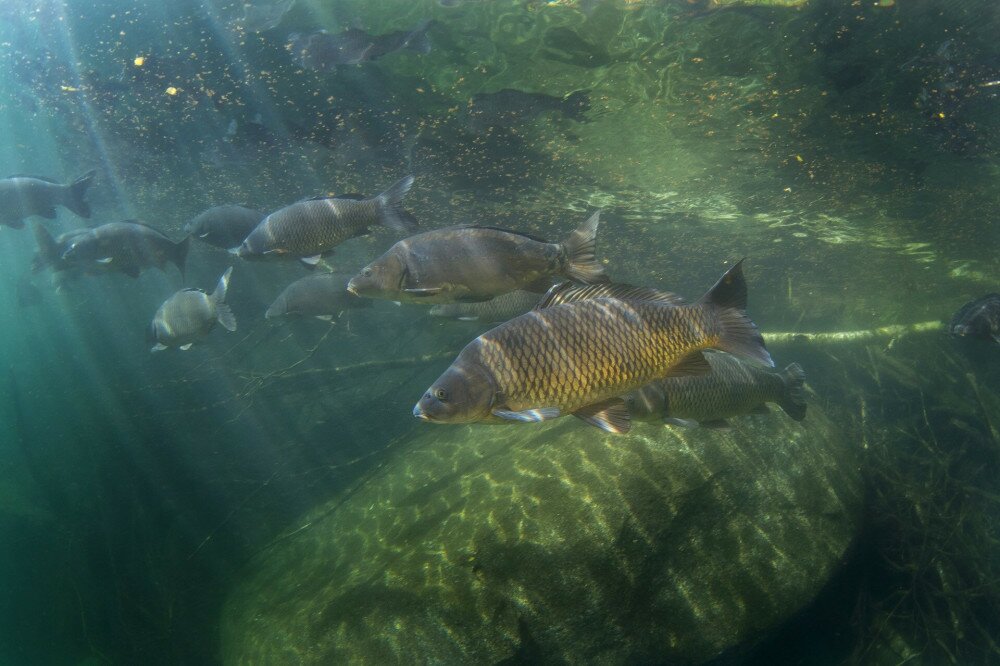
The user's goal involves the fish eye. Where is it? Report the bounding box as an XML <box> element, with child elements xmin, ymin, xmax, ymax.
<box><xmin>362</xmin><ymin>267</ymin><xmax>373</xmax><ymax>277</ymax></box>
<box><xmin>433</xmin><ymin>387</ymin><xmax>448</xmax><ymax>401</ymax></box>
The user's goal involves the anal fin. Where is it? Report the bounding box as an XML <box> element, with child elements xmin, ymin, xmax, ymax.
<box><xmin>573</xmin><ymin>398</ymin><xmax>630</xmax><ymax>434</ymax></box>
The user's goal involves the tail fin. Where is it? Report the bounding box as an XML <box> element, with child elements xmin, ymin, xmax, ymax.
<box><xmin>172</xmin><ymin>235</ymin><xmax>190</xmax><ymax>276</ymax></box>
<box><xmin>777</xmin><ymin>362</ymin><xmax>807</xmax><ymax>421</ymax></box>
<box><xmin>376</xmin><ymin>175</ymin><xmax>417</xmax><ymax>233</ymax></box>
<box><xmin>561</xmin><ymin>211</ymin><xmax>608</xmax><ymax>284</ymax></box>
<box><xmin>212</xmin><ymin>267</ymin><xmax>237</xmax><ymax>331</ymax></box>
<box><xmin>560</xmin><ymin>90</ymin><xmax>591</xmax><ymax>123</ymax></box>
<box><xmin>31</xmin><ymin>223</ymin><xmax>60</xmax><ymax>271</ymax></box>
<box><xmin>403</xmin><ymin>19</ymin><xmax>433</xmax><ymax>54</ymax></box>
<box><xmin>65</xmin><ymin>169</ymin><xmax>96</xmax><ymax>218</ymax></box>
<box><xmin>699</xmin><ymin>260</ymin><xmax>773</xmax><ymax>367</ymax></box>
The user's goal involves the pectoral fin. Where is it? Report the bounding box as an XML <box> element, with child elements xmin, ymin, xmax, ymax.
<box><xmin>150</xmin><ymin>343</ymin><xmax>168</xmax><ymax>352</ymax></box>
<box><xmin>573</xmin><ymin>398</ymin><xmax>630</xmax><ymax>434</ymax></box>
<box><xmin>300</xmin><ymin>255</ymin><xmax>322</xmax><ymax>267</ymax></box>
<box><xmin>492</xmin><ymin>407</ymin><xmax>561</xmax><ymax>422</ymax></box>
<box><xmin>97</xmin><ymin>257</ymin><xmax>113</xmax><ymax>264</ymax></box>
<box><xmin>315</xmin><ymin>314</ymin><xmax>333</xmax><ymax>321</ymax></box>
<box><xmin>179</xmin><ymin>343</ymin><xmax>193</xmax><ymax>350</ymax></box>
<box><xmin>663</xmin><ymin>417</ymin><xmax>698</xmax><ymax>428</ymax></box>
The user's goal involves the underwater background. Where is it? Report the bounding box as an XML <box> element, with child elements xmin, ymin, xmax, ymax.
<box><xmin>1</xmin><ymin>0</ymin><xmax>999</xmax><ymax>663</ymax></box>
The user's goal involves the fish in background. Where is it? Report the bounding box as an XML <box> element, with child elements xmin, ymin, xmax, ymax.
<box><xmin>236</xmin><ymin>175</ymin><xmax>416</xmax><ymax>265</ymax></box>
<box><xmin>287</xmin><ymin>20</ymin><xmax>433</xmax><ymax>73</ymax></box>
<box><xmin>467</xmin><ymin>89</ymin><xmax>590</xmax><ymax>133</ymax></box>
<box><xmin>347</xmin><ymin>211</ymin><xmax>607</xmax><ymax>304</ymax></box>
<box><xmin>949</xmin><ymin>293</ymin><xmax>1000</xmax><ymax>344</ymax></box>
<box><xmin>0</xmin><ymin>170</ymin><xmax>96</xmax><ymax>228</ymax></box>
<box><xmin>413</xmin><ymin>260</ymin><xmax>773</xmax><ymax>434</ymax></box>
<box><xmin>150</xmin><ymin>267</ymin><xmax>237</xmax><ymax>351</ymax></box>
<box><xmin>185</xmin><ymin>205</ymin><xmax>266</xmax><ymax>250</ymax></box>
<box><xmin>625</xmin><ymin>351</ymin><xmax>807</xmax><ymax>428</ymax></box>
<box><xmin>265</xmin><ymin>272</ymin><xmax>372</xmax><ymax>321</ymax></box>
<box><xmin>429</xmin><ymin>290</ymin><xmax>544</xmax><ymax>323</ymax></box>
<box><xmin>61</xmin><ymin>220</ymin><xmax>189</xmax><ymax>278</ymax></box>
<box><xmin>238</xmin><ymin>0</ymin><xmax>296</xmax><ymax>33</ymax></box>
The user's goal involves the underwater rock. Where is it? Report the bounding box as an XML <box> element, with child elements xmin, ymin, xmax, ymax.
<box><xmin>222</xmin><ymin>403</ymin><xmax>861</xmax><ymax>663</ymax></box>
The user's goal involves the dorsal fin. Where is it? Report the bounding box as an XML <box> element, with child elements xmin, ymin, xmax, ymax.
<box><xmin>698</xmin><ymin>259</ymin><xmax>747</xmax><ymax>310</ymax></box>
<box><xmin>535</xmin><ymin>281</ymin><xmax>686</xmax><ymax>310</ymax></box>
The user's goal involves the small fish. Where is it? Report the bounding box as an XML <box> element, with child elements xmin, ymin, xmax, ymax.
<box><xmin>185</xmin><ymin>205</ymin><xmax>266</xmax><ymax>250</ymax></box>
<box><xmin>265</xmin><ymin>272</ymin><xmax>372</xmax><ymax>320</ymax></box>
<box><xmin>150</xmin><ymin>267</ymin><xmax>237</xmax><ymax>351</ymax></box>
<box><xmin>347</xmin><ymin>211</ymin><xmax>607</xmax><ymax>304</ymax></box>
<box><xmin>413</xmin><ymin>260</ymin><xmax>772</xmax><ymax>434</ymax></box>
<box><xmin>949</xmin><ymin>293</ymin><xmax>1000</xmax><ymax>344</ymax></box>
<box><xmin>287</xmin><ymin>21</ymin><xmax>432</xmax><ymax>73</ymax></box>
<box><xmin>429</xmin><ymin>290</ymin><xmax>543</xmax><ymax>323</ymax></box>
<box><xmin>236</xmin><ymin>176</ymin><xmax>416</xmax><ymax>264</ymax></box>
<box><xmin>0</xmin><ymin>170</ymin><xmax>96</xmax><ymax>229</ymax></box>
<box><xmin>625</xmin><ymin>352</ymin><xmax>807</xmax><ymax>428</ymax></box>
<box><xmin>61</xmin><ymin>220</ymin><xmax>189</xmax><ymax>278</ymax></box>
<box><xmin>468</xmin><ymin>89</ymin><xmax>590</xmax><ymax>133</ymax></box>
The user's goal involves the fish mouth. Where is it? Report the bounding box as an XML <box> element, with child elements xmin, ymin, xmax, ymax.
<box><xmin>412</xmin><ymin>404</ymin><xmax>430</xmax><ymax>420</ymax></box>
<box><xmin>346</xmin><ymin>282</ymin><xmax>359</xmax><ymax>296</ymax></box>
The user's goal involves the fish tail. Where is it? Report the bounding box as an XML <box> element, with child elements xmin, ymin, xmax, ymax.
<box><xmin>561</xmin><ymin>210</ymin><xmax>608</xmax><ymax>284</ymax></box>
<box><xmin>213</xmin><ymin>267</ymin><xmax>238</xmax><ymax>332</ymax></box>
<box><xmin>66</xmin><ymin>169</ymin><xmax>97</xmax><ymax>218</ymax></box>
<box><xmin>31</xmin><ymin>222</ymin><xmax>59</xmax><ymax>271</ymax></box>
<box><xmin>173</xmin><ymin>235</ymin><xmax>191</xmax><ymax>276</ymax></box>
<box><xmin>560</xmin><ymin>90</ymin><xmax>591</xmax><ymax>122</ymax></box>
<box><xmin>777</xmin><ymin>362</ymin><xmax>807</xmax><ymax>421</ymax></box>
<box><xmin>376</xmin><ymin>175</ymin><xmax>417</xmax><ymax>233</ymax></box>
<box><xmin>698</xmin><ymin>260</ymin><xmax>774</xmax><ymax>367</ymax></box>
<box><xmin>403</xmin><ymin>19</ymin><xmax>433</xmax><ymax>54</ymax></box>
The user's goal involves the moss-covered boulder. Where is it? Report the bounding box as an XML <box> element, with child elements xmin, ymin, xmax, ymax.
<box><xmin>222</xmin><ymin>404</ymin><xmax>861</xmax><ymax>664</ymax></box>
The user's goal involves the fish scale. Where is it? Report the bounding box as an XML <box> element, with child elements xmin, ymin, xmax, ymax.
<box><xmin>472</xmin><ymin>299</ymin><xmax>718</xmax><ymax>415</ymax></box>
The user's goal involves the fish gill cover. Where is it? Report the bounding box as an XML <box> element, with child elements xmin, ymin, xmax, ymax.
<box><xmin>0</xmin><ymin>0</ymin><xmax>999</xmax><ymax>664</ymax></box>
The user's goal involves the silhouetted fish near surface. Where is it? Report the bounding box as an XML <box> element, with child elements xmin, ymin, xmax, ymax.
<box><xmin>468</xmin><ymin>89</ymin><xmax>590</xmax><ymax>133</ymax></box>
<box><xmin>236</xmin><ymin>175</ymin><xmax>416</xmax><ymax>264</ymax></box>
<box><xmin>347</xmin><ymin>211</ymin><xmax>607</xmax><ymax>304</ymax></box>
<box><xmin>414</xmin><ymin>260</ymin><xmax>773</xmax><ymax>434</ymax></box>
<box><xmin>185</xmin><ymin>205</ymin><xmax>266</xmax><ymax>250</ymax></box>
<box><xmin>625</xmin><ymin>351</ymin><xmax>806</xmax><ymax>428</ymax></box>
<box><xmin>429</xmin><ymin>290</ymin><xmax>543</xmax><ymax>323</ymax></box>
<box><xmin>150</xmin><ymin>267</ymin><xmax>237</xmax><ymax>351</ymax></box>
<box><xmin>950</xmin><ymin>293</ymin><xmax>1000</xmax><ymax>344</ymax></box>
<box><xmin>288</xmin><ymin>21</ymin><xmax>432</xmax><ymax>73</ymax></box>
<box><xmin>61</xmin><ymin>220</ymin><xmax>189</xmax><ymax>278</ymax></box>
<box><xmin>0</xmin><ymin>170</ymin><xmax>96</xmax><ymax>228</ymax></box>
<box><xmin>265</xmin><ymin>272</ymin><xmax>372</xmax><ymax>321</ymax></box>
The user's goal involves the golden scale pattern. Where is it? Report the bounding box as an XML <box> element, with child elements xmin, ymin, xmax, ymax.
<box><xmin>473</xmin><ymin>299</ymin><xmax>724</xmax><ymax>414</ymax></box>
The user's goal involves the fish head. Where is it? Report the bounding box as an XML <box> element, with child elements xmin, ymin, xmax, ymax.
<box><xmin>414</xmin><ymin>361</ymin><xmax>495</xmax><ymax>424</ymax></box>
<box><xmin>347</xmin><ymin>251</ymin><xmax>405</xmax><ymax>299</ymax></box>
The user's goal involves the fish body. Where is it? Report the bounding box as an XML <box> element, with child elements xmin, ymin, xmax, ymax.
<box><xmin>236</xmin><ymin>176</ymin><xmax>415</xmax><ymax>262</ymax></box>
<box><xmin>949</xmin><ymin>293</ymin><xmax>1000</xmax><ymax>344</ymax></box>
<box><xmin>468</xmin><ymin>89</ymin><xmax>590</xmax><ymax>132</ymax></box>
<box><xmin>150</xmin><ymin>267</ymin><xmax>237</xmax><ymax>351</ymax></box>
<box><xmin>414</xmin><ymin>261</ymin><xmax>772</xmax><ymax>434</ymax></box>
<box><xmin>0</xmin><ymin>170</ymin><xmax>95</xmax><ymax>228</ymax></box>
<box><xmin>347</xmin><ymin>211</ymin><xmax>606</xmax><ymax>304</ymax></box>
<box><xmin>265</xmin><ymin>272</ymin><xmax>372</xmax><ymax>320</ymax></box>
<box><xmin>185</xmin><ymin>205</ymin><xmax>266</xmax><ymax>249</ymax></box>
<box><xmin>626</xmin><ymin>352</ymin><xmax>807</xmax><ymax>427</ymax></box>
<box><xmin>61</xmin><ymin>220</ymin><xmax>189</xmax><ymax>278</ymax></box>
<box><xmin>288</xmin><ymin>21</ymin><xmax>431</xmax><ymax>72</ymax></box>
<box><xmin>429</xmin><ymin>290</ymin><xmax>543</xmax><ymax>322</ymax></box>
